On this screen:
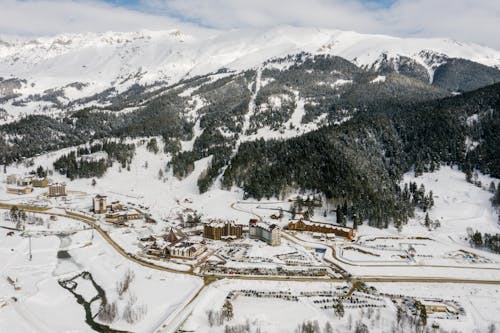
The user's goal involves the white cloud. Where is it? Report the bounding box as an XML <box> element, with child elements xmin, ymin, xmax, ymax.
<box><xmin>1</xmin><ymin>0</ymin><xmax>499</xmax><ymax>50</ymax></box>
<box><xmin>0</xmin><ymin>0</ymin><xmax>203</xmax><ymax>36</ymax></box>
<box><xmin>143</xmin><ymin>0</ymin><xmax>500</xmax><ymax>49</ymax></box>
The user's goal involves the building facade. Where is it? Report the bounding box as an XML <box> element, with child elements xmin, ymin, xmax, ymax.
<box><xmin>32</xmin><ymin>177</ymin><xmax>49</xmax><ymax>188</ymax></box>
<box><xmin>166</xmin><ymin>241</ymin><xmax>207</xmax><ymax>259</ymax></box>
<box><xmin>203</xmin><ymin>220</ymin><xmax>243</xmax><ymax>240</ymax></box>
<box><xmin>249</xmin><ymin>219</ymin><xmax>281</xmax><ymax>246</ymax></box>
<box><xmin>287</xmin><ymin>220</ymin><xmax>355</xmax><ymax>240</ymax></box>
<box><xmin>6</xmin><ymin>186</ymin><xmax>33</xmax><ymax>195</ymax></box>
<box><xmin>6</xmin><ymin>175</ymin><xmax>17</xmax><ymax>185</ymax></box>
<box><xmin>48</xmin><ymin>183</ymin><xmax>66</xmax><ymax>197</ymax></box>
<box><xmin>93</xmin><ymin>195</ymin><xmax>107</xmax><ymax>214</ymax></box>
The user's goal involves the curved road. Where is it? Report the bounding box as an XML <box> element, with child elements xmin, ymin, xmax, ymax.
<box><xmin>3</xmin><ymin>203</ymin><xmax>500</xmax><ymax>333</ymax></box>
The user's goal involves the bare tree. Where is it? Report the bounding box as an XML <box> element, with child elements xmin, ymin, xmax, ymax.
<box><xmin>324</xmin><ymin>321</ymin><xmax>333</xmax><ymax>333</ymax></box>
<box><xmin>98</xmin><ymin>301</ymin><xmax>117</xmax><ymax>323</ymax></box>
<box><xmin>122</xmin><ymin>295</ymin><xmax>147</xmax><ymax>324</ymax></box>
<box><xmin>116</xmin><ymin>269</ymin><xmax>135</xmax><ymax>296</ymax></box>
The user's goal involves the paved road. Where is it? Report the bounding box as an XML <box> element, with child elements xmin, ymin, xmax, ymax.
<box><xmin>4</xmin><ymin>204</ymin><xmax>500</xmax><ymax>333</ymax></box>
<box><xmin>282</xmin><ymin>230</ymin><xmax>500</xmax><ymax>285</ymax></box>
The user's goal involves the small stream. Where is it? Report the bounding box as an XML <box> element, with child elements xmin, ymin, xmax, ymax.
<box><xmin>55</xmin><ymin>234</ymin><xmax>131</xmax><ymax>333</ymax></box>
<box><xmin>53</xmin><ymin>234</ymin><xmax>82</xmax><ymax>277</ymax></box>
<box><xmin>59</xmin><ymin>271</ymin><xmax>130</xmax><ymax>333</ymax></box>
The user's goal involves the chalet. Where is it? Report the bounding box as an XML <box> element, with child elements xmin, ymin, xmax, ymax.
<box><xmin>166</xmin><ymin>241</ymin><xmax>206</xmax><ymax>259</ymax></box>
<box><xmin>104</xmin><ymin>201</ymin><xmax>143</xmax><ymax>223</ymax></box>
<box><xmin>287</xmin><ymin>219</ymin><xmax>355</xmax><ymax>240</ymax></box>
<box><xmin>6</xmin><ymin>186</ymin><xmax>33</xmax><ymax>195</ymax></box>
<box><xmin>145</xmin><ymin>228</ymin><xmax>207</xmax><ymax>260</ymax></box>
<box><xmin>17</xmin><ymin>176</ymin><xmax>33</xmax><ymax>186</ymax></box>
<box><xmin>249</xmin><ymin>219</ymin><xmax>281</xmax><ymax>246</ymax></box>
<box><xmin>145</xmin><ymin>241</ymin><xmax>163</xmax><ymax>257</ymax></box>
<box><xmin>203</xmin><ymin>220</ymin><xmax>243</xmax><ymax>240</ymax></box>
<box><xmin>6</xmin><ymin>175</ymin><xmax>17</xmax><ymax>185</ymax></box>
<box><xmin>32</xmin><ymin>177</ymin><xmax>49</xmax><ymax>188</ymax></box>
<box><xmin>105</xmin><ymin>209</ymin><xmax>142</xmax><ymax>223</ymax></box>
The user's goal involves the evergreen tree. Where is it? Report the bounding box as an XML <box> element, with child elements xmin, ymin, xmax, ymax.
<box><xmin>465</xmin><ymin>165</ymin><xmax>473</xmax><ymax>183</ymax></box>
<box><xmin>470</xmin><ymin>231</ymin><xmax>483</xmax><ymax>247</ymax></box>
<box><xmin>222</xmin><ymin>300</ymin><xmax>233</xmax><ymax>321</ymax></box>
<box><xmin>428</xmin><ymin>191</ymin><xmax>434</xmax><ymax>208</ymax></box>
<box><xmin>146</xmin><ymin>138</ymin><xmax>159</xmax><ymax>154</ymax></box>
<box><xmin>489</xmin><ymin>181</ymin><xmax>496</xmax><ymax>194</ymax></box>
<box><xmin>493</xmin><ymin>185</ymin><xmax>500</xmax><ymax>207</ymax></box>
<box><xmin>36</xmin><ymin>165</ymin><xmax>46</xmax><ymax>178</ymax></box>
<box><xmin>336</xmin><ymin>205</ymin><xmax>346</xmax><ymax>226</ymax></box>
<box><xmin>335</xmin><ymin>301</ymin><xmax>345</xmax><ymax>318</ymax></box>
<box><xmin>414</xmin><ymin>301</ymin><xmax>427</xmax><ymax>326</ymax></box>
<box><xmin>9</xmin><ymin>206</ymin><xmax>19</xmax><ymax>221</ymax></box>
<box><xmin>424</xmin><ymin>213</ymin><xmax>431</xmax><ymax>229</ymax></box>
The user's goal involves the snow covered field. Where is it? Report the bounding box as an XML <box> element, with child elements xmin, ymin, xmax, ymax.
<box><xmin>181</xmin><ymin>279</ymin><xmax>353</xmax><ymax>333</ymax></box>
<box><xmin>1</xmin><ymin>142</ymin><xmax>500</xmax><ymax>332</ymax></box>
<box><xmin>372</xmin><ymin>282</ymin><xmax>500</xmax><ymax>333</ymax></box>
<box><xmin>0</xmin><ymin>219</ymin><xmax>202</xmax><ymax>332</ymax></box>
<box><xmin>181</xmin><ymin>279</ymin><xmax>500</xmax><ymax>333</ymax></box>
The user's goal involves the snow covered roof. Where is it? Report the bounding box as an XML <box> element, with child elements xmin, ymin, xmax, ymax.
<box><xmin>253</xmin><ymin>221</ymin><xmax>280</xmax><ymax>231</ymax></box>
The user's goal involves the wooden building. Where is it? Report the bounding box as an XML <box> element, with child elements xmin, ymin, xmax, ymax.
<box><xmin>203</xmin><ymin>220</ymin><xmax>243</xmax><ymax>240</ymax></box>
<box><xmin>6</xmin><ymin>186</ymin><xmax>33</xmax><ymax>195</ymax></box>
<box><xmin>6</xmin><ymin>175</ymin><xmax>17</xmax><ymax>185</ymax></box>
<box><xmin>32</xmin><ymin>177</ymin><xmax>49</xmax><ymax>188</ymax></box>
<box><xmin>287</xmin><ymin>219</ymin><xmax>355</xmax><ymax>240</ymax></box>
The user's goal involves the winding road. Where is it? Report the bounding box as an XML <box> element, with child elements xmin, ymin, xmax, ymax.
<box><xmin>3</xmin><ymin>201</ymin><xmax>500</xmax><ymax>333</ymax></box>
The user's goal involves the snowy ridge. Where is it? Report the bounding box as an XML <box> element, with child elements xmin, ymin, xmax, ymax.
<box><xmin>1</xmin><ymin>27</ymin><xmax>499</xmax><ymax>111</ymax></box>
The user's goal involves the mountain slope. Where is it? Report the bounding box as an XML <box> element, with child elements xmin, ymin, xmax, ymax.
<box><xmin>1</xmin><ymin>27</ymin><xmax>500</xmax><ymax>123</ymax></box>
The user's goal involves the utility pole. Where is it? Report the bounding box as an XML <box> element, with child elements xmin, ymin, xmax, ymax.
<box><xmin>28</xmin><ymin>235</ymin><xmax>32</xmax><ymax>261</ymax></box>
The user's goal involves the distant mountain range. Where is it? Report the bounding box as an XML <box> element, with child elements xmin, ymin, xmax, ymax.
<box><xmin>1</xmin><ymin>27</ymin><xmax>500</xmax><ymax>123</ymax></box>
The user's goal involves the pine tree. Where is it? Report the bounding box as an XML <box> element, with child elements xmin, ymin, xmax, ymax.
<box><xmin>493</xmin><ymin>185</ymin><xmax>500</xmax><ymax>207</ymax></box>
<box><xmin>335</xmin><ymin>301</ymin><xmax>345</xmax><ymax>318</ymax></box>
<box><xmin>222</xmin><ymin>300</ymin><xmax>233</xmax><ymax>321</ymax></box>
<box><xmin>353</xmin><ymin>213</ymin><xmax>358</xmax><ymax>230</ymax></box>
<box><xmin>336</xmin><ymin>205</ymin><xmax>346</xmax><ymax>226</ymax></box>
<box><xmin>10</xmin><ymin>206</ymin><xmax>19</xmax><ymax>222</ymax></box>
<box><xmin>470</xmin><ymin>231</ymin><xmax>483</xmax><ymax>247</ymax></box>
<box><xmin>428</xmin><ymin>191</ymin><xmax>434</xmax><ymax>208</ymax></box>
<box><xmin>465</xmin><ymin>167</ymin><xmax>473</xmax><ymax>183</ymax></box>
<box><xmin>489</xmin><ymin>181</ymin><xmax>496</xmax><ymax>194</ymax></box>
<box><xmin>424</xmin><ymin>213</ymin><xmax>431</xmax><ymax>229</ymax></box>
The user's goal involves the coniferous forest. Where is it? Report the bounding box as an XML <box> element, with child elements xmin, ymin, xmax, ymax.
<box><xmin>1</xmin><ymin>54</ymin><xmax>499</xmax><ymax>229</ymax></box>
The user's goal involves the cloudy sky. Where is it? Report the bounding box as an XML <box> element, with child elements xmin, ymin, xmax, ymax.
<box><xmin>1</xmin><ymin>0</ymin><xmax>499</xmax><ymax>49</ymax></box>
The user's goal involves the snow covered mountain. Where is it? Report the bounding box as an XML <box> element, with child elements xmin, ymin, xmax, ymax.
<box><xmin>1</xmin><ymin>26</ymin><xmax>500</xmax><ymax>122</ymax></box>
